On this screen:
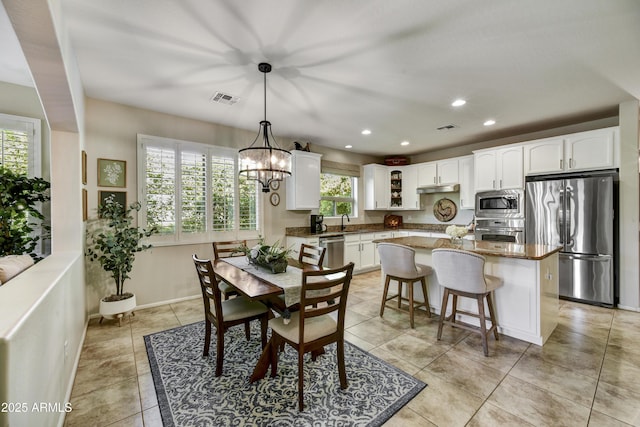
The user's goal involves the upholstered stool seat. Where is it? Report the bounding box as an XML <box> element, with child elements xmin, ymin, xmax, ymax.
<box><xmin>432</xmin><ymin>248</ymin><xmax>503</xmax><ymax>356</ymax></box>
<box><xmin>378</xmin><ymin>243</ymin><xmax>432</xmax><ymax>328</ymax></box>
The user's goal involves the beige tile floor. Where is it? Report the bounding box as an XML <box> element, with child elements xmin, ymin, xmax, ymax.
<box><xmin>65</xmin><ymin>270</ymin><xmax>640</xmax><ymax>426</ymax></box>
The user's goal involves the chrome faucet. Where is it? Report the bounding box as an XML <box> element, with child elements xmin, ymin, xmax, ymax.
<box><xmin>341</xmin><ymin>213</ymin><xmax>350</xmax><ymax>231</ymax></box>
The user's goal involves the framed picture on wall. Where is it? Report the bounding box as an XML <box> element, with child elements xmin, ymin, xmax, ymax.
<box><xmin>81</xmin><ymin>151</ymin><xmax>87</xmax><ymax>185</ymax></box>
<box><xmin>97</xmin><ymin>158</ymin><xmax>126</xmax><ymax>187</ymax></box>
<box><xmin>82</xmin><ymin>188</ymin><xmax>88</xmax><ymax>221</ymax></box>
<box><xmin>98</xmin><ymin>190</ymin><xmax>127</xmax><ymax>212</ymax></box>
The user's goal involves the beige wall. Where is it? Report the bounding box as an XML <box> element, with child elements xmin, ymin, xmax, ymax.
<box><xmin>83</xmin><ymin>98</ymin><xmax>381</xmax><ymax>313</ymax></box>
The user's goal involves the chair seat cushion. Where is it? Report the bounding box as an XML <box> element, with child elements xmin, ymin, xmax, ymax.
<box><xmin>390</xmin><ymin>263</ymin><xmax>432</xmax><ymax>280</ymax></box>
<box><xmin>269</xmin><ymin>312</ymin><xmax>337</xmax><ymax>344</ymax></box>
<box><xmin>485</xmin><ymin>274</ymin><xmax>503</xmax><ymax>292</ymax></box>
<box><xmin>218</xmin><ymin>280</ymin><xmax>237</xmax><ymax>295</ymax></box>
<box><xmin>214</xmin><ymin>297</ymin><xmax>268</xmax><ymax>321</ymax></box>
<box><xmin>416</xmin><ymin>263</ymin><xmax>433</xmax><ymax>278</ymax></box>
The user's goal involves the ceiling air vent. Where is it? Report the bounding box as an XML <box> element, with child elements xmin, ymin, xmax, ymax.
<box><xmin>436</xmin><ymin>124</ymin><xmax>457</xmax><ymax>131</ymax></box>
<box><xmin>210</xmin><ymin>91</ymin><xmax>240</xmax><ymax>105</ymax></box>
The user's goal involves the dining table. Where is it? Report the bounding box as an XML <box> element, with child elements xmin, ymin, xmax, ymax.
<box><xmin>212</xmin><ymin>256</ymin><xmax>323</xmax><ymax>382</ymax></box>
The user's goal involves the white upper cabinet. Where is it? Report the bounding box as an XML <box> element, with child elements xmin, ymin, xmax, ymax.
<box><xmin>363</xmin><ymin>164</ymin><xmax>389</xmax><ymax>210</ymax></box>
<box><xmin>286</xmin><ymin>151</ymin><xmax>322</xmax><ymax>210</ymax></box>
<box><xmin>474</xmin><ymin>146</ymin><xmax>523</xmax><ymax>191</ymax></box>
<box><xmin>401</xmin><ymin>165</ymin><xmax>420</xmax><ymax>210</ymax></box>
<box><xmin>523</xmin><ymin>127</ymin><xmax>619</xmax><ymax>176</ymax></box>
<box><xmin>565</xmin><ymin>127</ymin><xmax>618</xmax><ymax>172</ymax></box>
<box><xmin>523</xmin><ymin>137</ymin><xmax>564</xmax><ymax>175</ymax></box>
<box><xmin>417</xmin><ymin>159</ymin><xmax>459</xmax><ymax>186</ymax></box>
<box><xmin>458</xmin><ymin>155</ymin><xmax>475</xmax><ymax>210</ymax></box>
<box><xmin>417</xmin><ymin>162</ymin><xmax>437</xmax><ymax>186</ymax></box>
<box><xmin>437</xmin><ymin>159</ymin><xmax>459</xmax><ymax>185</ymax></box>
<box><xmin>474</xmin><ymin>151</ymin><xmax>496</xmax><ymax>191</ymax></box>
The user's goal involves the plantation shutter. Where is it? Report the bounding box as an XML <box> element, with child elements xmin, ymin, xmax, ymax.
<box><xmin>211</xmin><ymin>154</ymin><xmax>235</xmax><ymax>231</ymax></box>
<box><xmin>145</xmin><ymin>145</ymin><xmax>176</xmax><ymax>234</ymax></box>
<box><xmin>180</xmin><ymin>149</ymin><xmax>208</xmax><ymax>234</ymax></box>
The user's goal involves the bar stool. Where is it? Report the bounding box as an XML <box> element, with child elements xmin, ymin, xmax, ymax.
<box><xmin>377</xmin><ymin>243</ymin><xmax>432</xmax><ymax>328</ymax></box>
<box><xmin>432</xmin><ymin>248</ymin><xmax>503</xmax><ymax>356</ymax></box>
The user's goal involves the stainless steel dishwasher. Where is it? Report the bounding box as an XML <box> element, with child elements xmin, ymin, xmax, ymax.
<box><xmin>319</xmin><ymin>235</ymin><xmax>345</xmax><ymax>268</ymax></box>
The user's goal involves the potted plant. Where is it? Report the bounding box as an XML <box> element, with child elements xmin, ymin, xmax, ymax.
<box><xmin>86</xmin><ymin>195</ymin><xmax>156</xmax><ymax>324</ymax></box>
<box><xmin>0</xmin><ymin>166</ymin><xmax>50</xmax><ymax>260</ymax></box>
<box><xmin>239</xmin><ymin>237</ymin><xmax>292</xmax><ymax>273</ymax></box>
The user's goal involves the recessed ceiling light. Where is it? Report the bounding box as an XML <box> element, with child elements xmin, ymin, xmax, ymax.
<box><xmin>451</xmin><ymin>99</ymin><xmax>466</xmax><ymax>107</ymax></box>
<box><xmin>361</xmin><ymin>129</ymin><xmax>371</xmax><ymax>135</ymax></box>
<box><xmin>345</xmin><ymin>145</ymin><xmax>353</xmax><ymax>149</ymax></box>
<box><xmin>484</xmin><ymin>119</ymin><xmax>496</xmax><ymax>126</ymax></box>
<box><xmin>400</xmin><ymin>141</ymin><xmax>410</xmax><ymax>146</ymax></box>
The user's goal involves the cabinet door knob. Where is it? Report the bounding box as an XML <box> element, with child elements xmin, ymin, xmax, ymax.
<box><xmin>560</xmin><ymin>159</ymin><xmax>563</xmax><ymax>169</ymax></box>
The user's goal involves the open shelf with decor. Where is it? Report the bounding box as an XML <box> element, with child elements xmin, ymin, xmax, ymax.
<box><xmin>390</xmin><ymin>169</ymin><xmax>402</xmax><ymax>208</ymax></box>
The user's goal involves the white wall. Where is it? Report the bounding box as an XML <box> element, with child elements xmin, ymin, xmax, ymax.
<box><xmin>618</xmin><ymin>100</ymin><xmax>640</xmax><ymax>310</ymax></box>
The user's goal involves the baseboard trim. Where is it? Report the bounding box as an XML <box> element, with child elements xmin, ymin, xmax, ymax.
<box><xmin>88</xmin><ymin>294</ymin><xmax>200</xmax><ymax>319</ymax></box>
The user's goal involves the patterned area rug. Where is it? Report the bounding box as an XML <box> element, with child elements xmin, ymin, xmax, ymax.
<box><xmin>145</xmin><ymin>321</ymin><xmax>426</xmax><ymax>426</ymax></box>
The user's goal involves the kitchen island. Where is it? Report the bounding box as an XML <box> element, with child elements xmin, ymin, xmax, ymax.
<box><xmin>373</xmin><ymin>236</ymin><xmax>562</xmax><ymax>345</ymax></box>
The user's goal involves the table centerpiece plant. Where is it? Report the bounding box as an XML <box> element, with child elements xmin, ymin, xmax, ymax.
<box><xmin>238</xmin><ymin>237</ymin><xmax>293</xmax><ymax>274</ymax></box>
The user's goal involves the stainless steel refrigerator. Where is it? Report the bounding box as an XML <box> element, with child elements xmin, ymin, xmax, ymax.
<box><xmin>525</xmin><ymin>171</ymin><xmax>617</xmax><ymax>306</ymax></box>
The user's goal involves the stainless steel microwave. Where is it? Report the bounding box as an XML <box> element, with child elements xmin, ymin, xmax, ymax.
<box><xmin>475</xmin><ymin>189</ymin><xmax>525</xmax><ymax>219</ymax></box>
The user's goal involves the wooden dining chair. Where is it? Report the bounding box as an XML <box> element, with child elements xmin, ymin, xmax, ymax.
<box><xmin>212</xmin><ymin>240</ymin><xmax>247</xmax><ymax>300</ymax></box>
<box><xmin>298</xmin><ymin>243</ymin><xmax>326</xmax><ymax>267</ymax></box>
<box><xmin>192</xmin><ymin>254</ymin><xmax>269</xmax><ymax>377</ymax></box>
<box><xmin>268</xmin><ymin>262</ymin><xmax>355</xmax><ymax>411</ymax></box>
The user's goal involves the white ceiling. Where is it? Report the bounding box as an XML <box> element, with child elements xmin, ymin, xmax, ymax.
<box><xmin>3</xmin><ymin>1</ymin><xmax>640</xmax><ymax>156</ymax></box>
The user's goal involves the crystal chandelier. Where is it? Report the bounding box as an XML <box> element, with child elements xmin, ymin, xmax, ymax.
<box><xmin>238</xmin><ymin>63</ymin><xmax>292</xmax><ymax>193</ymax></box>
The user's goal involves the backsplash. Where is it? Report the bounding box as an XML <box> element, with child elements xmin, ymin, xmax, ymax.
<box><xmin>285</xmin><ymin>222</ymin><xmax>467</xmax><ymax>236</ymax></box>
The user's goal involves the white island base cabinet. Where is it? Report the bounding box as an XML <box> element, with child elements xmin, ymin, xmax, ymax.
<box><xmin>388</xmin><ymin>250</ymin><xmax>559</xmax><ymax>346</ymax></box>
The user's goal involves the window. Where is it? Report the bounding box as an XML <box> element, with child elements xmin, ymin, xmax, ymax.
<box><xmin>137</xmin><ymin>134</ymin><xmax>261</xmax><ymax>244</ymax></box>
<box><xmin>319</xmin><ymin>173</ymin><xmax>356</xmax><ymax>217</ymax></box>
<box><xmin>0</xmin><ymin>113</ymin><xmax>41</xmax><ymax>177</ymax></box>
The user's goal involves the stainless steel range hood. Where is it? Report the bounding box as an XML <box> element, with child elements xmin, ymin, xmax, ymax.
<box><xmin>416</xmin><ymin>184</ymin><xmax>460</xmax><ymax>194</ymax></box>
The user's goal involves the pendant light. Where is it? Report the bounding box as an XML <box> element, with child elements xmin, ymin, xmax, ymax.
<box><xmin>238</xmin><ymin>63</ymin><xmax>292</xmax><ymax>193</ymax></box>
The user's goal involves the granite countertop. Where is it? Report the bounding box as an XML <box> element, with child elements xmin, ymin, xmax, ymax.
<box><xmin>286</xmin><ymin>223</ymin><xmax>467</xmax><ymax>238</ymax></box>
<box><xmin>372</xmin><ymin>236</ymin><xmax>562</xmax><ymax>260</ymax></box>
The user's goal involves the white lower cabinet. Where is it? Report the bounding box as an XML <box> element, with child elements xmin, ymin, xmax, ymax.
<box><xmin>373</xmin><ymin>232</ymin><xmax>392</xmax><ymax>265</ymax></box>
<box><xmin>344</xmin><ymin>233</ymin><xmax>376</xmax><ymax>271</ymax></box>
<box><xmin>286</xmin><ymin>236</ymin><xmax>319</xmax><ymax>260</ymax></box>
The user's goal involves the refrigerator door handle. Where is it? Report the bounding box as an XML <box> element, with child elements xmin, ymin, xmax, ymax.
<box><xmin>558</xmin><ymin>189</ymin><xmax>565</xmax><ymax>244</ymax></box>
<box><xmin>563</xmin><ymin>253</ymin><xmax>612</xmax><ymax>261</ymax></box>
<box><xmin>566</xmin><ymin>185</ymin><xmax>575</xmax><ymax>248</ymax></box>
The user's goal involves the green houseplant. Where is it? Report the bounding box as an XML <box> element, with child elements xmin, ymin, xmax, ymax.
<box><xmin>238</xmin><ymin>237</ymin><xmax>292</xmax><ymax>273</ymax></box>
<box><xmin>0</xmin><ymin>166</ymin><xmax>50</xmax><ymax>260</ymax></box>
<box><xmin>86</xmin><ymin>195</ymin><xmax>156</xmax><ymax>321</ymax></box>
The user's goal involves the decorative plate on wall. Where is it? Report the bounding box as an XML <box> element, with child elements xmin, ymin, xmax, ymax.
<box><xmin>433</xmin><ymin>198</ymin><xmax>457</xmax><ymax>222</ymax></box>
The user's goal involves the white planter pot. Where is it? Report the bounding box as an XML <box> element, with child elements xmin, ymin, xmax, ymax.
<box><xmin>99</xmin><ymin>294</ymin><xmax>136</xmax><ymax>325</ymax></box>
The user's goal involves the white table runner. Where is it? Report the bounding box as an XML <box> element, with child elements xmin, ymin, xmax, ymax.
<box><xmin>222</xmin><ymin>257</ymin><xmax>303</xmax><ymax>307</ymax></box>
